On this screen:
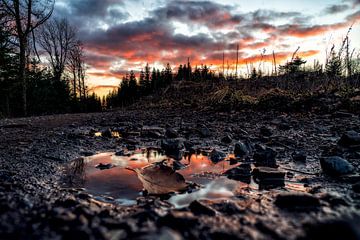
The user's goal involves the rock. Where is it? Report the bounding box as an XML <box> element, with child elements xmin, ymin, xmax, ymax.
<box><xmin>252</xmin><ymin>167</ymin><xmax>285</xmax><ymax>189</ymax></box>
<box><xmin>223</xmin><ymin>163</ymin><xmax>251</xmax><ymax>183</ymax></box>
<box><xmin>210</xmin><ymin>149</ymin><xmax>227</xmax><ymax>163</ymax></box>
<box><xmin>102</xmin><ymin>128</ymin><xmax>113</xmax><ymax>138</ymax></box>
<box><xmin>260</xmin><ymin>126</ymin><xmax>273</xmax><ymax>137</ymax></box>
<box><xmin>221</xmin><ymin>135</ymin><xmax>233</xmax><ymax>144</ymax></box>
<box><xmin>161</xmin><ymin>139</ymin><xmax>185</xmax><ymax>160</ymax></box>
<box><xmin>292</xmin><ymin>151</ymin><xmax>307</xmax><ymax>162</ymax></box>
<box><xmin>234</xmin><ymin>141</ymin><xmax>250</xmax><ymax>158</ymax></box>
<box><xmin>115</xmin><ymin>150</ymin><xmax>125</xmax><ymax>156</ymax></box>
<box><xmin>189</xmin><ymin>200</ymin><xmax>216</xmax><ymax>216</ymax></box>
<box><xmin>212</xmin><ymin>201</ymin><xmax>245</xmax><ymax>215</ymax></box>
<box><xmin>95</xmin><ymin>163</ymin><xmax>114</xmax><ymax>170</ymax></box>
<box><xmin>320</xmin><ymin>156</ymin><xmax>354</xmax><ymax>176</ymax></box>
<box><xmin>274</xmin><ymin>193</ymin><xmax>320</xmax><ymax>210</ymax></box>
<box><xmin>141</xmin><ymin>126</ymin><xmax>165</xmax><ymax>138</ymax></box>
<box><xmin>353</xmin><ymin>182</ymin><xmax>360</xmax><ymax>193</ymax></box>
<box><xmin>165</xmin><ymin>128</ymin><xmax>179</xmax><ymax>138</ymax></box>
<box><xmin>80</xmin><ymin>151</ymin><xmax>95</xmax><ymax>157</ymax></box>
<box><xmin>197</xmin><ymin>124</ymin><xmax>211</xmax><ymax>138</ymax></box>
<box><xmin>253</xmin><ymin>144</ymin><xmax>277</xmax><ymax>167</ymax></box>
<box><xmin>338</xmin><ymin>130</ymin><xmax>360</xmax><ymax>147</ymax></box>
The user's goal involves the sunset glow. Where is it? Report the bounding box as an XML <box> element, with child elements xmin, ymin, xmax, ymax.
<box><xmin>53</xmin><ymin>0</ymin><xmax>360</xmax><ymax>92</ymax></box>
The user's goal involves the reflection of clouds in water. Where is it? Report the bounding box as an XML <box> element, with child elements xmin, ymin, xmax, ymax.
<box><xmin>168</xmin><ymin>177</ymin><xmax>239</xmax><ymax>208</ymax></box>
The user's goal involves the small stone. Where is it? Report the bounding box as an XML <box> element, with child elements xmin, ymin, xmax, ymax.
<box><xmin>338</xmin><ymin>130</ymin><xmax>360</xmax><ymax>147</ymax></box>
<box><xmin>353</xmin><ymin>182</ymin><xmax>360</xmax><ymax>193</ymax></box>
<box><xmin>234</xmin><ymin>141</ymin><xmax>250</xmax><ymax>158</ymax></box>
<box><xmin>102</xmin><ymin>128</ymin><xmax>112</xmax><ymax>138</ymax></box>
<box><xmin>320</xmin><ymin>156</ymin><xmax>354</xmax><ymax>176</ymax></box>
<box><xmin>252</xmin><ymin>167</ymin><xmax>285</xmax><ymax>189</ymax></box>
<box><xmin>161</xmin><ymin>139</ymin><xmax>184</xmax><ymax>153</ymax></box>
<box><xmin>165</xmin><ymin>128</ymin><xmax>179</xmax><ymax>138</ymax></box>
<box><xmin>80</xmin><ymin>151</ymin><xmax>94</xmax><ymax>157</ymax></box>
<box><xmin>221</xmin><ymin>135</ymin><xmax>233</xmax><ymax>144</ymax></box>
<box><xmin>260</xmin><ymin>126</ymin><xmax>273</xmax><ymax>137</ymax></box>
<box><xmin>210</xmin><ymin>149</ymin><xmax>227</xmax><ymax>163</ymax></box>
<box><xmin>95</xmin><ymin>163</ymin><xmax>114</xmax><ymax>170</ymax></box>
<box><xmin>292</xmin><ymin>151</ymin><xmax>307</xmax><ymax>162</ymax></box>
<box><xmin>115</xmin><ymin>150</ymin><xmax>125</xmax><ymax>156</ymax></box>
<box><xmin>223</xmin><ymin>163</ymin><xmax>251</xmax><ymax>183</ymax></box>
<box><xmin>275</xmin><ymin>193</ymin><xmax>320</xmax><ymax>210</ymax></box>
<box><xmin>253</xmin><ymin>144</ymin><xmax>277</xmax><ymax>167</ymax></box>
<box><xmin>189</xmin><ymin>200</ymin><xmax>216</xmax><ymax>216</ymax></box>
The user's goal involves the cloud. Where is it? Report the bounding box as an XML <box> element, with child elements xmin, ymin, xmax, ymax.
<box><xmin>323</xmin><ymin>4</ymin><xmax>350</xmax><ymax>14</ymax></box>
<box><xmin>49</xmin><ymin>0</ymin><xmax>359</xmax><ymax>82</ymax></box>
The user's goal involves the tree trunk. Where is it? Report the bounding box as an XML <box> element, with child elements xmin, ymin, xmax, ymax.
<box><xmin>19</xmin><ymin>38</ymin><xmax>27</xmax><ymax>116</ymax></box>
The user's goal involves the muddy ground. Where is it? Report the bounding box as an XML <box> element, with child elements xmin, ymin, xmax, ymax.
<box><xmin>1</xmin><ymin>105</ymin><xmax>360</xmax><ymax>240</ymax></box>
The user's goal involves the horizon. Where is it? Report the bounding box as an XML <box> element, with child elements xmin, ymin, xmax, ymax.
<box><xmin>52</xmin><ymin>0</ymin><xmax>360</xmax><ymax>93</ymax></box>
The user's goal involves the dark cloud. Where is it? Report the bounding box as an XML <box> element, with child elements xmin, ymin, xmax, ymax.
<box><xmin>152</xmin><ymin>1</ymin><xmax>243</xmax><ymax>28</ymax></box>
<box><xmin>323</xmin><ymin>4</ymin><xmax>350</xmax><ymax>14</ymax></box>
<box><xmin>51</xmin><ymin>0</ymin><xmax>357</xmax><ymax>78</ymax></box>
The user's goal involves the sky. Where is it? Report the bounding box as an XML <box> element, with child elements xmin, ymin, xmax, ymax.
<box><xmin>53</xmin><ymin>0</ymin><xmax>360</xmax><ymax>93</ymax></box>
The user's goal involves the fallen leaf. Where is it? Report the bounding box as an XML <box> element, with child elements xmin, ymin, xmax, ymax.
<box><xmin>128</xmin><ymin>164</ymin><xmax>189</xmax><ymax>194</ymax></box>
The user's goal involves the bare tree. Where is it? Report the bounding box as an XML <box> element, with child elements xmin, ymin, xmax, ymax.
<box><xmin>38</xmin><ymin>18</ymin><xmax>76</xmax><ymax>82</ymax></box>
<box><xmin>1</xmin><ymin>0</ymin><xmax>54</xmax><ymax>116</ymax></box>
<box><xmin>68</xmin><ymin>41</ymin><xmax>86</xmax><ymax>100</ymax></box>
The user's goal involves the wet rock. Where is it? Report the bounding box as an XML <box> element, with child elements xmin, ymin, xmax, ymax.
<box><xmin>212</xmin><ymin>201</ymin><xmax>245</xmax><ymax>215</ymax></box>
<box><xmin>115</xmin><ymin>150</ymin><xmax>125</xmax><ymax>156</ymax></box>
<box><xmin>161</xmin><ymin>139</ymin><xmax>185</xmax><ymax>160</ymax></box>
<box><xmin>210</xmin><ymin>149</ymin><xmax>227</xmax><ymax>163</ymax></box>
<box><xmin>292</xmin><ymin>150</ymin><xmax>307</xmax><ymax>162</ymax></box>
<box><xmin>165</xmin><ymin>128</ymin><xmax>179</xmax><ymax>138</ymax></box>
<box><xmin>102</xmin><ymin>128</ymin><xmax>112</xmax><ymax>138</ymax></box>
<box><xmin>260</xmin><ymin>126</ymin><xmax>273</xmax><ymax>137</ymax></box>
<box><xmin>252</xmin><ymin>167</ymin><xmax>285</xmax><ymax>189</ymax></box>
<box><xmin>274</xmin><ymin>193</ymin><xmax>320</xmax><ymax>210</ymax></box>
<box><xmin>234</xmin><ymin>141</ymin><xmax>250</xmax><ymax>158</ymax></box>
<box><xmin>80</xmin><ymin>151</ymin><xmax>95</xmax><ymax>157</ymax></box>
<box><xmin>95</xmin><ymin>163</ymin><xmax>115</xmax><ymax>170</ymax></box>
<box><xmin>320</xmin><ymin>156</ymin><xmax>354</xmax><ymax>176</ymax></box>
<box><xmin>229</xmin><ymin>157</ymin><xmax>238</xmax><ymax>165</ymax></box>
<box><xmin>223</xmin><ymin>163</ymin><xmax>251</xmax><ymax>183</ymax></box>
<box><xmin>171</xmin><ymin>161</ymin><xmax>187</xmax><ymax>171</ymax></box>
<box><xmin>253</xmin><ymin>144</ymin><xmax>277</xmax><ymax>167</ymax></box>
<box><xmin>338</xmin><ymin>130</ymin><xmax>360</xmax><ymax>147</ymax></box>
<box><xmin>189</xmin><ymin>200</ymin><xmax>216</xmax><ymax>216</ymax></box>
<box><xmin>221</xmin><ymin>135</ymin><xmax>233</xmax><ymax>144</ymax></box>
<box><xmin>353</xmin><ymin>182</ymin><xmax>360</xmax><ymax>193</ymax></box>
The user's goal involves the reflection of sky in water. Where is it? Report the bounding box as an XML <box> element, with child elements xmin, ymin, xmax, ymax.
<box><xmin>81</xmin><ymin>150</ymin><xmax>246</xmax><ymax>206</ymax></box>
<box><xmin>80</xmin><ymin>150</ymin><xmax>306</xmax><ymax>207</ymax></box>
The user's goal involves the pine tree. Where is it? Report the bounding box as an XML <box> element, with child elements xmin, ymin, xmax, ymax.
<box><xmin>325</xmin><ymin>50</ymin><xmax>342</xmax><ymax>78</ymax></box>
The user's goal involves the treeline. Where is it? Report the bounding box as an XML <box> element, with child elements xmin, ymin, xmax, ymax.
<box><xmin>0</xmin><ymin>1</ymin><xmax>101</xmax><ymax>117</ymax></box>
<box><xmin>105</xmin><ymin>60</ymin><xmax>218</xmax><ymax>108</ymax></box>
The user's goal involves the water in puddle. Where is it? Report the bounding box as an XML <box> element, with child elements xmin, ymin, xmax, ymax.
<box><xmin>72</xmin><ymin>149</ymin><xmax>305</xmax><ymax>208</ymax></box>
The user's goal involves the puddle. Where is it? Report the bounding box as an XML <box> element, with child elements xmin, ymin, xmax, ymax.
<box><xmin>67</xmin><ymin>149</ymin><xmax>305</xmax><ymax>208</ymax></box>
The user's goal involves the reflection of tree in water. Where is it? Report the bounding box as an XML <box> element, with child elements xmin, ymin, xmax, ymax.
<box><xmin>64</xmin><ymin>157</ymin><xmax>86</xmax><ymax>187</ymax></box>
